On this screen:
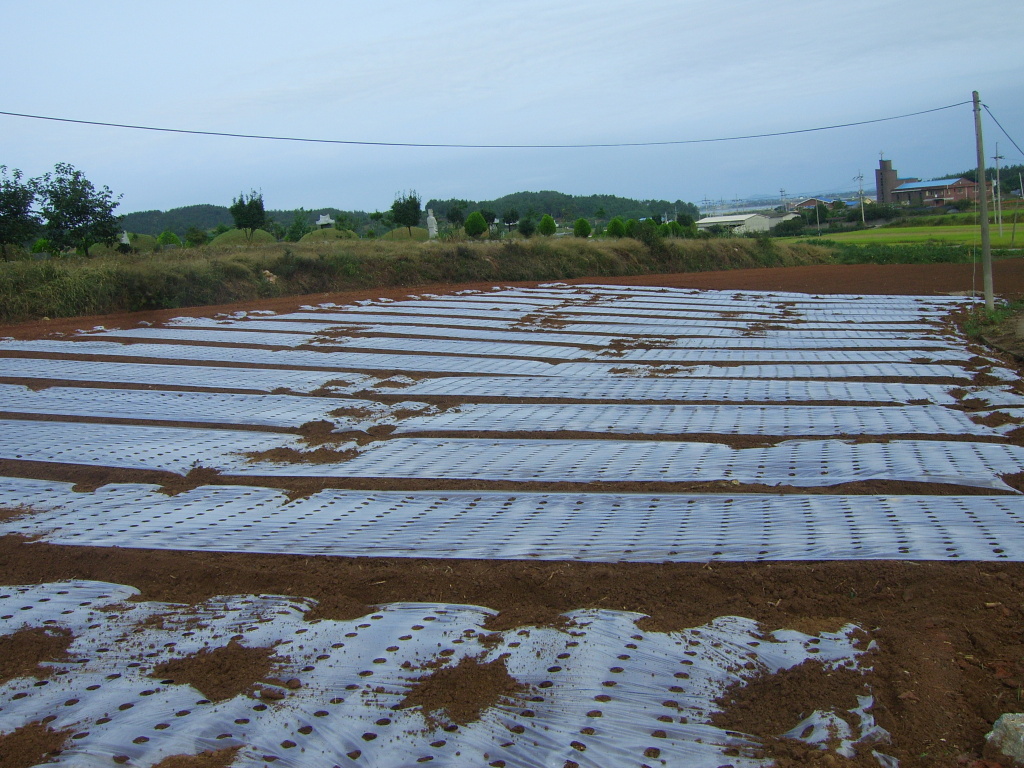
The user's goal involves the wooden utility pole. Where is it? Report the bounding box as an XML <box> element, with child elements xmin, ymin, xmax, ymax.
<box><xmin>973</xmin><ymin>91</ymin><xmax>994</xmax><ymax>311</ymax></box>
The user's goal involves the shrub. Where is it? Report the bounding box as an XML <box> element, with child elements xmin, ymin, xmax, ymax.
<box><xmin>464</xmin><ymin>211</ymin><xmax>488</xmax><ymax>238</ymax></box>
<box><xmin>538</xmin><ymin>214</ymin><xmax>557</xmax><ymax>236</ymax></box>
<box><xmin>517</xmin><ymin>217</ymin><xmax>536</xmax><ymax>238</ymax></box>
<box><xmin>605</xmin><ymin>217</ymin><xmax>626</xmax><ymax>238</ymax></box>
<box><xmin>156</xmin><ymin>230</ymin><xmax>182</xmax><ymax>247</ymax></box>
<box><xmin>573</xmin><ymin>218</ymin><xmax>592</xmax><ymax>238</ymax></box>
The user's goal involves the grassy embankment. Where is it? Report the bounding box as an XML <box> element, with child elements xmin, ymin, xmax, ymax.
<box><xmin>0</xmin><ymin>237</ymin><xmax>827</xmax><ymax>323</ymax></box>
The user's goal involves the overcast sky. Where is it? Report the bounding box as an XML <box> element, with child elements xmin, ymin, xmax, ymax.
<box><xmin>3</xmin><ymin>1</ymin><xmax>1022</xmax><ymax>215</ymax></box>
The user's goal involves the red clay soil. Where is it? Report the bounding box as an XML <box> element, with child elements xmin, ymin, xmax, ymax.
<box><xmin>3</xmin><ymin>260</ymin><xmax>1023</xmax><ymax>341</ymax></box>
<box><xmin>3</xmin><ymin>262</ymin><xmax>1024</xmax><ymax>767</ymax></box>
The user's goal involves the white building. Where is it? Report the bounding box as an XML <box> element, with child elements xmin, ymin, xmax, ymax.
<box><xmin>696</xmin><ymin>214</ymin><xmax>771</xmax><ymax>234</ymax></box>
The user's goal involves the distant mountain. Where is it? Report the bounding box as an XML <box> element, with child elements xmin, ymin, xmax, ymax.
<box><xmin>425</xmin><ymin>191</ymin><xmax>699</xmax><ymax>222</ymax></box>
<box><xmin>120</xmin><ymin>205</ymin><xmax>233</xmax><ymax>236</ymax></box>
<box><xmin>121</xmin><ymin>191</ymin><xmax>702</xmax><ymax>236</ymax></box>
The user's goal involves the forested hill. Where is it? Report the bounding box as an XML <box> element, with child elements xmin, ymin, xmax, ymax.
<box><xmin>121</xmin><ymin>205</ymin><xmax>233</xmax><ymax>236</ymax></box>
<box><xmin>121</xmin><ymin>191</ymin><xmax>702</xmax><ymax>236</ymax></box>
<box><xmin>120</xmin><ymin>205</ymin><xmax>371</xmax><ymax>237</ymax></box>
<box><xmin>425</xmin><ymin>191</ymin><xmax>700</xmax><ymax>223</ymax></box>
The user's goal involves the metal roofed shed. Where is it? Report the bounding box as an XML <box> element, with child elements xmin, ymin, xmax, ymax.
<box><xmin>696</xmin><ymin>214</ymin><xmax>771</xmax><ymax>234</ymax></box>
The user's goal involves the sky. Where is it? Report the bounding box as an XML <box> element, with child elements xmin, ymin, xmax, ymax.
<box><xmin>2</xmin><ymin>1</ymin><xmax>1023</xmax><ymax>215</ymax></box>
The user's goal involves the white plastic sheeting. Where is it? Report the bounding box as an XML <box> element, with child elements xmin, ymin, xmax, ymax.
<box><xmin>1</xmin><ymin>478</ymin><xmax>1022</xmax><ymax>561</ymax></box>
<box><xmin>0</xmin><ymin>339</ymin><xmax>556</xmax><ymax>376</ymax></box>
<box><xmin>378</xmin><ymin>376</ymin><xmax>993</xmax><ymax>404</ymax></box>
<box><xmin>0</xmin><ymin>358</ymin><xmax>366</xmax><ymax>394</ymax></box>
<box><xmin>388</xmin><ymin>402</ymin><xmax>1000</xmax><ymax>437</ymax></box>
<box><xmin>0</xmin><ymin>580</ymin><xmax>886</xmax><ymax>768</ymax></box>
<box><xmin>0</xmin><ymin>385</ymin><xmax>363</xmax><ymax>429</ymax></box>
<box><xmin>0</xmin><ymin>388</ymin><xmax>1000</xmax><ymax>438</ymax></box>
<box><xmin>3</xmin><ymin>420</ymin><xmax>1020</xmax><ymax>491</ymax></box>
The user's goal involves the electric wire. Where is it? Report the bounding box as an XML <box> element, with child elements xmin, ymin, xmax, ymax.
<box><xmin>983</xmin><ymin>105</ymin><xmax>1024</xmax><ymax>159</ymax></box>
<box><xmin>0</xmin><ymin>101</ymin><xmax>971</xmax><ymax>150</ymax></box>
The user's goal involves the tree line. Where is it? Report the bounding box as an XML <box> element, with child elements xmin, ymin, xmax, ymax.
<box><xmin>0</xmin><ymin>163</ymin><xmax>121</xmax><ymax>259</ymax></box>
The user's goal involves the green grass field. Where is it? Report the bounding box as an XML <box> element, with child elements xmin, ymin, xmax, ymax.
<box><xmin>792</xmin><ymin>224</ymin><xmax>1022</xmax><ymax>248</ymax></box>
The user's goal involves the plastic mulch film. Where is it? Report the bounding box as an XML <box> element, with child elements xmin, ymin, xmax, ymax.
<box><xmin>0</xmin><ymin>358</ymin><xmax>365</xmax><ymax>394</ymax></box>
<box><xmin>2</xmin><ymin>479</ymin><xmax>1022</xmax><ymax>561</ymax></box>
<box><xmin>387</xmin><ymin>377</ymin><xmax>1024</xmax><ymax>406</ymax></box>
<box><xmin>1</xmin><ymin>420</ymin><xmax>1021</xmax><ymax>490</ymax></box>
<box><xmin>0</xmin><ymin>340</ymin><xmax>558</xmax><ymax>376</ymax></box>
<box><xmin>0</xmin><ymin>385</ymin><xmax>367</xmax><ymax>429</ymax></box>
<box><xmin>0</xmin><ymin>389</ymin><xmax>1000</xmax><ymax>438</ymax></box>
<box><xmin>0</xmin><ymin>580</ymin><xmax>891</xmax><ymax>767</ymax></box>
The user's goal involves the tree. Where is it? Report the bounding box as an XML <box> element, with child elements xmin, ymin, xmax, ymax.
<box><xmin>595</xmin><ymin>207</ymin><xmax>606</xmax><ymax>221</ymax></box>
<box><xmin>285</xmin><ymin>210</ymin><xmax>313</xmax><ymax>242</ymax></box>
<box><xmin>156</xmin><ymin>229</ymin><xmax>182</xmax><ymax>246</ymax></box>
<box><xmin>229</xmin><ymin>190</ymin><xmax>268</xmax><ymax>242</ymax></box>
<box><xmin>502</xmin><ymin>208</ymin><xmax>519</xmax><ymax>232</ymax></box>
<box><xmin>624</xmin><ymin>218</ymin><xmax>640</xmax><ymax>238</ymax></box>
<box><xmin>538</xmin><ymin>214</ymin><xmax>557</xmax><ymax>236</ymax></box>
<box><xmin>184</xmin><ymin>226</ymin><xmax>209</xmax><ymax>247</ymax></box>
<box><xmin>446</xmin><ymin>202</ymin><xmax>466</xmax><ymax>228</ymax></box>
<box><xmin>39</xmin><ymin>163</ymin><xmax>122</xmax><ymax>255</ymax></box>
<box><xmin>517</xmin><ymin>216</ymin><xmax>536</xmax><ymax>237</ymax></box>
<box><xmin>772</xmin><ymin>218</ymin><xmax>805</xmax><ymax>237</ymax></box>
<box><xmin>573</xmin><ymin>218</ymin><xmax>592</xmax><ymax>238</ymax></box>
<box><xmin>479</xmin><ymin>209</ymin><xmax>497</xmax><ymax>230</ymax></box>
<box><xmin>464</xmin><ymin>211</ymin><xmax>487</xmax><ymax>238</ymax></box>
<box><xmin>391</xmin><ymin>190</ymin><xmax>422</xmax><ymax>236</ymax></box>
<box><xmin>0</xmin><ymin>166</ymin><xmax>41</xmax><ymax>259</ymax></box>
<box><xmin>606</xmin><ymin>217</ymin><xmax>626</xmax><ymax>238</ymax></box>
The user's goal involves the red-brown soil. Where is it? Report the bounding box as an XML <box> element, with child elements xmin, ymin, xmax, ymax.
<box><xmin>3</xmin><ymin>262</ymin><xmax>1024</xmax><ymax>767</ymax></box>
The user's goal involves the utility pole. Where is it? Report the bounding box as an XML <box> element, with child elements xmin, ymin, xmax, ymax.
<box><xmin>779</xmin><ymin>188</ymin><xmax>787</xmax><ymax>212</ymax></box>
<box><xmin>973</xmin><ymin>90</ymin><xmax>994</xmax><ymax>311</ymax></box>
<box><xmin>992</xmin><ymin>143</ymin><xmax>1004</xmax><ymax>236</ymax></box>
<box><xmin>854</xmin><ymin>172</ymin><xmax>866</xmax><ymax>224</ymax></box>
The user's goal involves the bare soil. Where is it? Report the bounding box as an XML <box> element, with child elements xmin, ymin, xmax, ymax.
<box><xmin>2</xmin><ymin>262</ymin><xmax>1024</xmax><ymax>767</ymax></box>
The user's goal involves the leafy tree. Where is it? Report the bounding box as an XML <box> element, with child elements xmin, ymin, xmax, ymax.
<box><xmin>573</xmin><ymin>218</ymin><xmax>592</xmax><ymax>238</ymax></box>
<box><xmin>464</xmin><ymin>211</ymin><xmax>487</xmax><ymax>238</ymax></box>
<box><xmin>624</xmin><ymin>218</ymin><xmax>639</xmax><ymax>238</ymax></box>
<box><xmin>286</xmin><ymin>210</ymin><xmax>313</xmax><ymax>242</ymax></box>
<box><xmin>39</xmin><ymin>163</ymin><xmax>122</xmax><ymax>255</ymax></box>
<box><xmin>594</xmin><ymin>207</ymin><xmax>606</xmax><ymax>221</ymax></box>
<box><xmin>446</xmin><ymin>203</ymin><xmax>466</xmax><ymax>228</ymax></box>
<box><xmin>229</xmin><ymin>190</ymin><xmax>268</xmax><ymax>242</ymax></box>
<box><xmin>634</xmin><ymin>219</ymin><xmax>661</xmax><ymax>248</ymax></box>
<box><xmin>517</xmin><ymin>216</ymin><xmax>536</xmax><ymax>237</ymax></box>
<box><xmin>184</xmin><ymin>226</ymin><xmax>209</xmax><ymax>247</ymax></box>
<box><xmin>265</xmin><ymin>219</ymin><xmax>286</xmax><ymax>241</ymax></box>
<box><xmin>657</xmin><ymin>222</ymin><xmax>672</xmax><ymax>237</ymax></box>
<box><xmin>479</xmin><ymin>209</ymin><xmax>497</xmax><ymax>229</ymax></box>
<box><xmin>156</xmin><ymin>229</ymin><xmax>182</xmax><ymax>246</ymax></box>
<box><xmin>391</xmin><ymin>190</ymin><xmax>422</xmax><ymax>236</ymax></box>
<box><xmin>212</xmin><ymin>223</ymin><xmax>231</xmax><ymax>236</ymax></box>
<box><xmin>605</xmin><ymin>217</ymin><xmax>626</xmax><ymax>238</ymax></box>
<box><xmin>771</xmin><ymin>218</ymin><xmax>805</xmax><ymax>237</ymax></box>
<box><xmin>0</xmin><ymin>166</ymin><xmax>41</xmax><ymax>259</ymax></box>
<box><xmin>538</xmin><ymin>214</ymin><xmax>557</xmax><ymax>236</ymax></box>
<box><xmin>676</xmin><ymin>213</ymin><xmax>695</xmax><ymax>227</ymax></box>
<box><xmin>502</xmin><ymin>208</ymin><xmax>519</xmax><ymax>232</ymax></box>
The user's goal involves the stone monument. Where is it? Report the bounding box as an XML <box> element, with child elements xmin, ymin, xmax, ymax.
<box><xmin>315</xmin><ymin>214</ymin><xmax>335</xmax><ymax>229</ymax></box>
<box><xmin>426</xmin><ymin>209</ymin><xmax>438</xmax><ymax>239</ymax></box>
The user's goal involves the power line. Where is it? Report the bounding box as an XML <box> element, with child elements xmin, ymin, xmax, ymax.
<box><xmin>983</xmin><ymin>105</ymin><xmax>1024</xmax><ymax>159</ymax></box>
<box><xmin>0</xmin><ymin>101</ymin><xmax>971</xmax><ymax>150</ymax></box>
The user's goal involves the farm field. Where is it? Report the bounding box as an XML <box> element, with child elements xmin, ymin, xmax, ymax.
<box><xmin>795</xmin><ymin>224</ymin><xmax>1021</xmax><ymax>248</ymax></box>
<box><xmin>1</xmin><ymin>262</ymin><xmax>1024</xmax><ymax>767</ymax></box>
